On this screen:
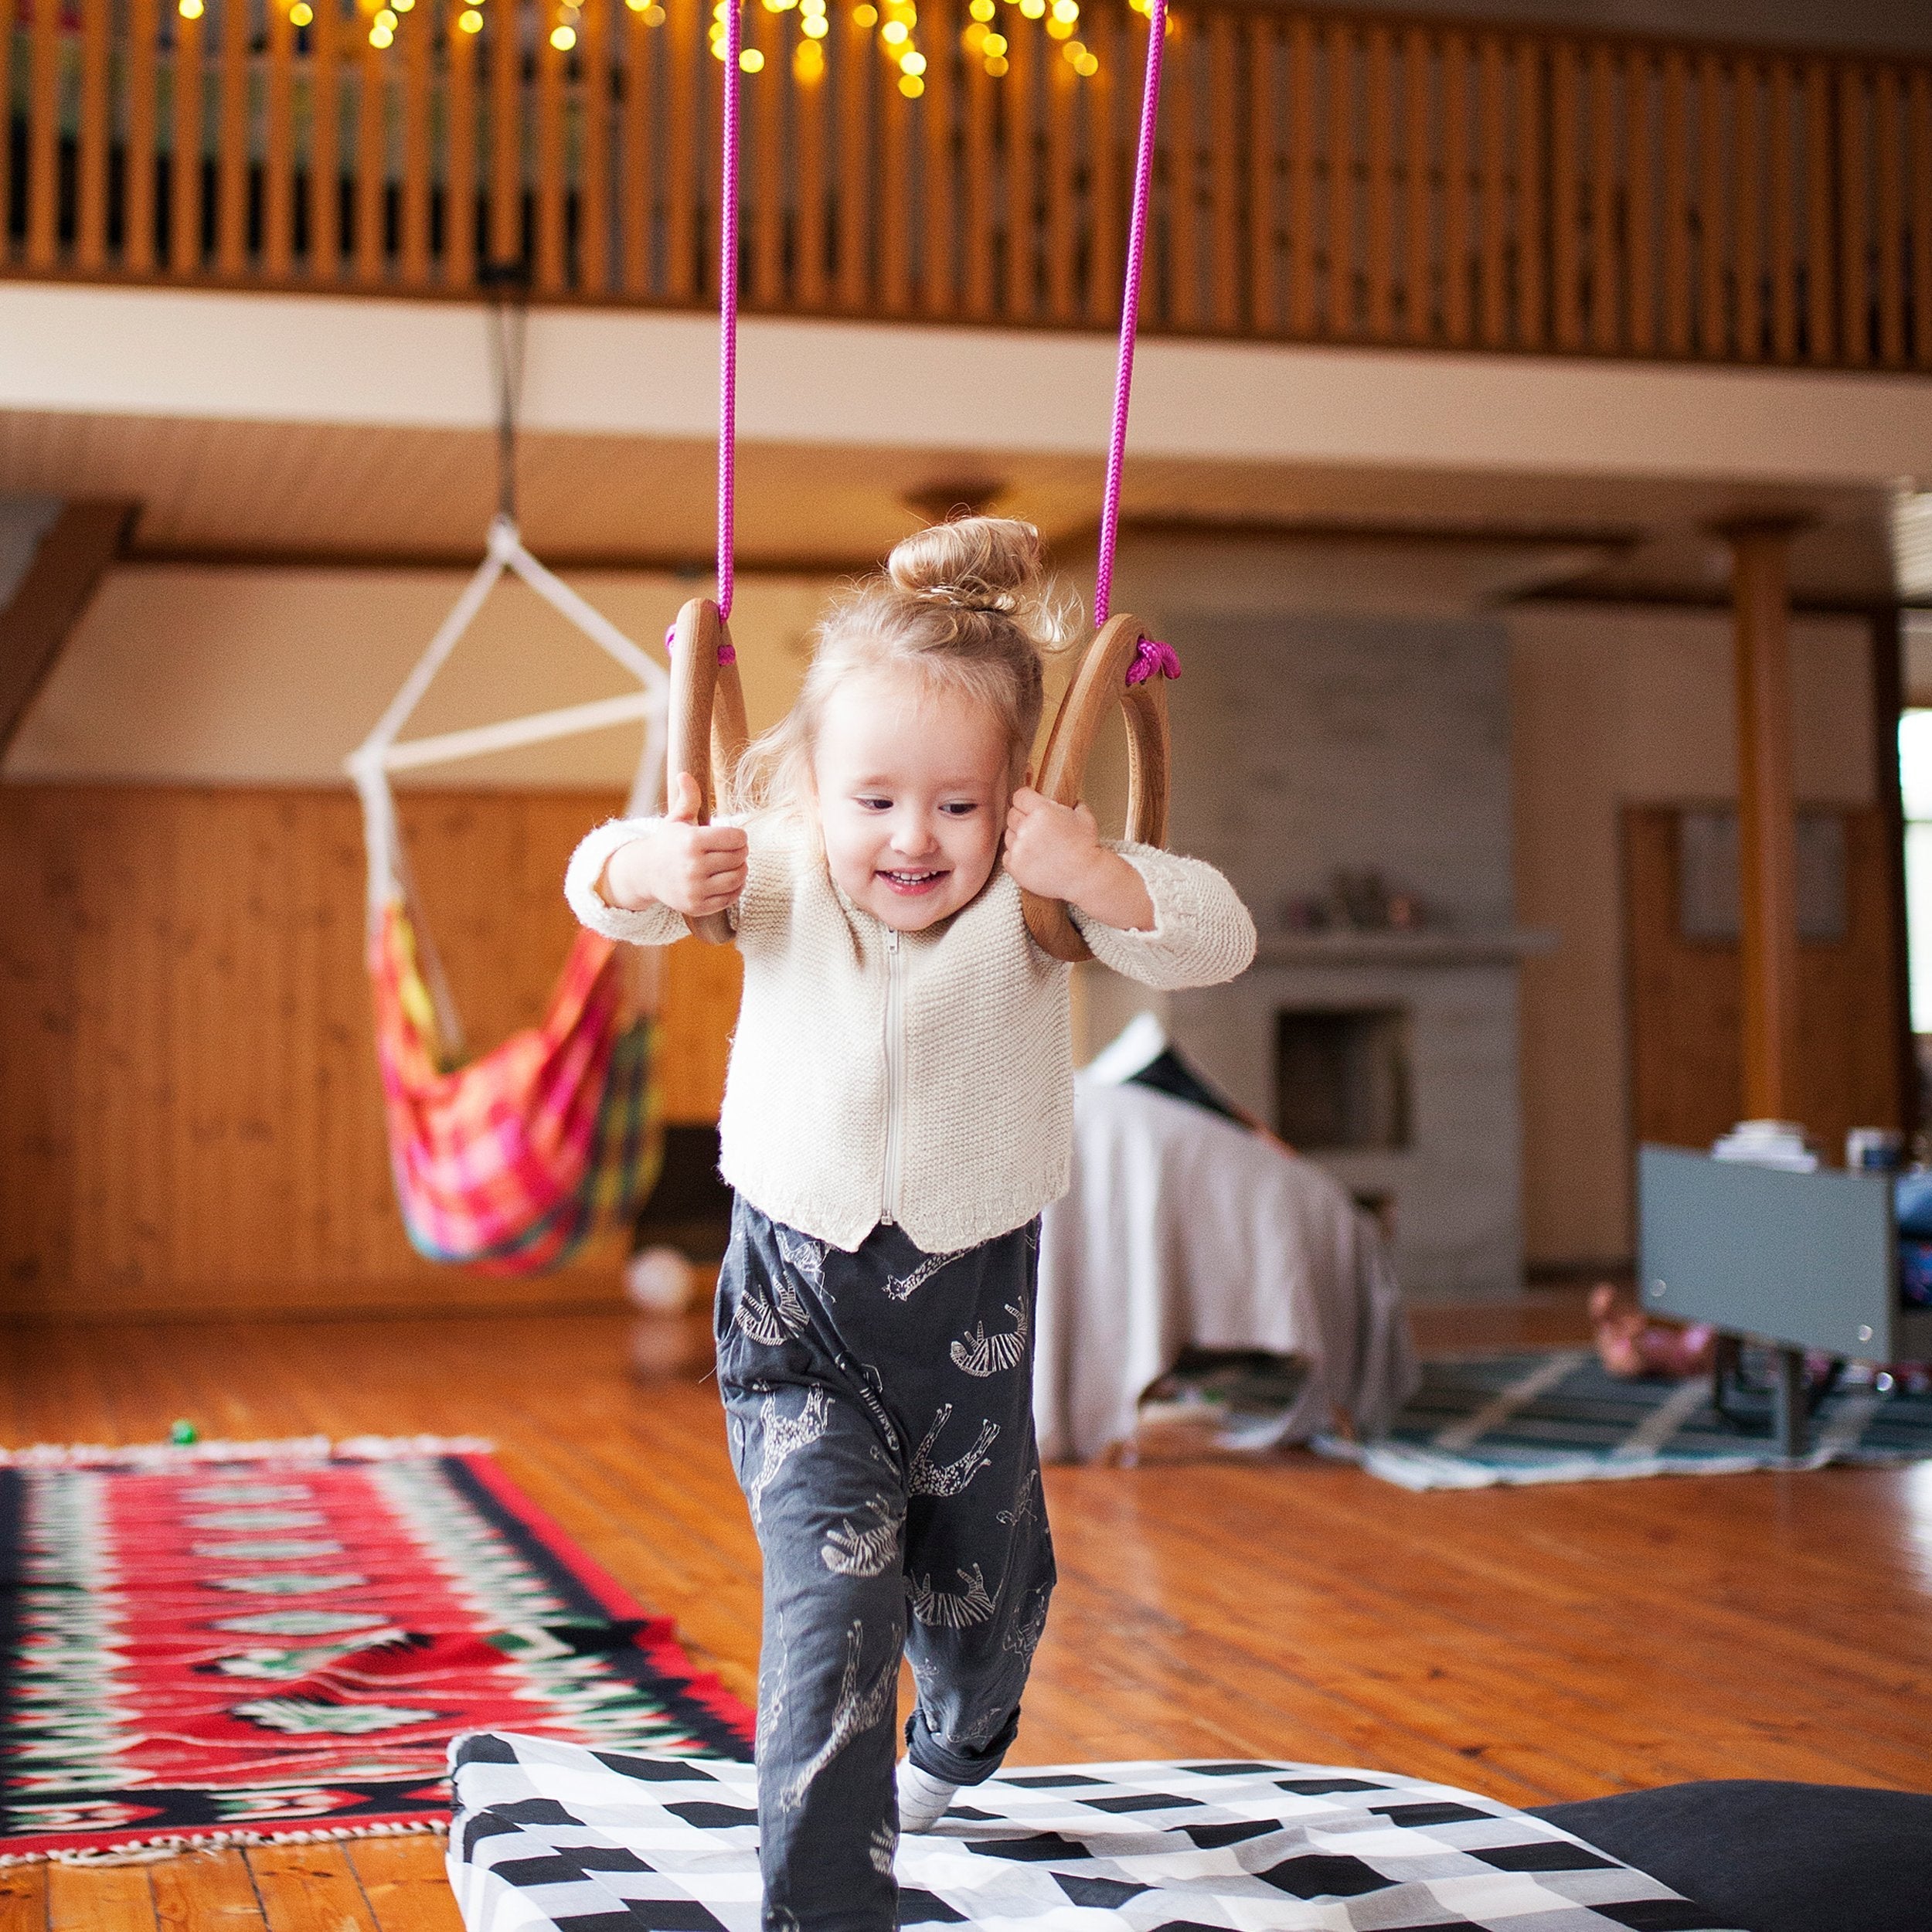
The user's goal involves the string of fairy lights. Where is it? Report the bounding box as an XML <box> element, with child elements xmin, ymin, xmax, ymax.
<box><xmin>171</xmin><ymin>0</ymin><xmax>1171</xmax><ymax>88</ymax></box>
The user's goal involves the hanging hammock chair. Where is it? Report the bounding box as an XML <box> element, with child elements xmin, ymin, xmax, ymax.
<box><xmin>346</xmin><ymin>513</ymin><xmax>671</xmax><ymax>1275</ymax></box>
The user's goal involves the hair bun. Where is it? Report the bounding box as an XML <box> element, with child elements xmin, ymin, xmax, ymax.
<box><xmin>887</xmin><ymin>515</ymin><xmax>1045</xmax><ymax>614</ymax></box>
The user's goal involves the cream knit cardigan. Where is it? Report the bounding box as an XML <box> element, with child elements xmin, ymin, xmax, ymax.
<box><xmin>566</xmin><ymin>815</ymin><xmax>1256</xmax><ymax>1253</ymax></box>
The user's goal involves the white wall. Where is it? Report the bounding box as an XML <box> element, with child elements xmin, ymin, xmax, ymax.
<box><xmin>1508</xmin><ymin>604</ymin><xmax>1876</xmax><ymax>1271</ymax></box>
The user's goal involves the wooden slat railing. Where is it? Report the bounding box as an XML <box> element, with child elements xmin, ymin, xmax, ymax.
<box><xmin>3</xmin><ymin>0</ymin><xmax>1929</xmax><ymax>371</ymax></box>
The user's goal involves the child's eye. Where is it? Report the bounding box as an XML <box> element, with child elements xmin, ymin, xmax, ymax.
<box><xmin>940</xmin><ymin>801</ymin><xmax>978</xmax><ymax>817</ymax></box>
<box><xmin>855</xmin><ymin>796</ymin><xmax>891</xmax><ymax>812</ymax></box>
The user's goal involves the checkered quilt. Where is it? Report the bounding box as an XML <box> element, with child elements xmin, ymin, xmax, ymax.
<box><xmin>447</xmin><ymin>1733</ymin><xmax>1736</xmax><ymax>1930</ymax></box>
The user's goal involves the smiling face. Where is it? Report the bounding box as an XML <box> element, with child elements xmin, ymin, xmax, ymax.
<box><xmin>811</xmin><ymin>665</ymin><xmax>1016</xmax><ymax>931</ymax></box>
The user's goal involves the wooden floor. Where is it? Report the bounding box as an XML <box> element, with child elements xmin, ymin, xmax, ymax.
<box><xmin>2</xmin><ymin>1301</ymin><xmax>1928</xmax><ymax>1930</ymax></box>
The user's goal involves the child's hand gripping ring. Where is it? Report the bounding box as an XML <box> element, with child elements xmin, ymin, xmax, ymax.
<box><xmin>667</xmin><ymin>595</ymin><xmax>751</xmax><ymax>945</ymax></box>
<box><xmin>1021</xmin><ymin>611</ymin><xmax>1175</xmax><ymax>964</ymax></box>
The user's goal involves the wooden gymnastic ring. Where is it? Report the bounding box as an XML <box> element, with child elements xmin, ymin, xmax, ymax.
<box><xmin>668</xmin><ymin>595</ymin><xmax>751</xmax><ymax>945</ymax></box>
<box><xmin>1021</xmin><ymin>611</ymin><xmax>1172</xmax><ymax>964</ymax></box>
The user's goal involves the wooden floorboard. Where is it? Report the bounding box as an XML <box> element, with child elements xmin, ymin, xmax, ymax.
<box><xmin>3</xmin><ymin>1303</ymin><xmax>1928</xmax><ymax>1930</ymax></box>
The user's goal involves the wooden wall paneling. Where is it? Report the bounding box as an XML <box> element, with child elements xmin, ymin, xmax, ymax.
<box><xmin>1287</xmin><ymin>13</ymin><xmax>1316</xmax><ymax>336</ymax></box>
<box><xmin>920</xmin><ymin>0</ymin><xmax>956</xmax><ymax>319</ymax></box>
<box><xmin>1624</xmin><ymin>43</ymin><xmax>1655</xmax><ymax>355</ymax></box>
<box><xmin>355</xmin><ymin>25</ymin><xmax>388</xmax><ymax>284</ymax></box>
<box><xmin>0</xmin><ymin>0</ymin><xmax>13</xmax><ymax>270</ymax></box>
<box><xmin>1362</xmin><ymin>23</ymin><xmax>1392</xmax><ymax>340</ymax></box>
<box><xmin>1803</xmin><ymin>58</ymin><xmax>1834</xmax><ymax>362</ymax></box>
<box><xmin>796</xmin><ymin>12</ymin><xmax>830</xmax><ymax>308</ymax></box>
<box><xmin>311</xmin><ymin>0</ymin><xmax>343</xmax><ymax>280</ymax></box>
<box><xmin>1624</xmin><ymin>804</ymin><xmax>1902</xmax><ymax>1166</ymax></box>
<box><xmin>668</xmin><ymin>0</ymin><xmax>699</xmax><ymax>301</ymax></box>
<box><xmin>216</xmin><ymin>0</ymin><xmax>250</xmax><ymax>277</ymax></box>
<box><xmin>1002</xmin><ymin>16</ymin><xmax>1036</xmax><ymax>321</ymax></box>
<box><xmin>1587</xmin><ymin>39</ymin><xmax>1618</xmax><ymax>352</ymax></box>
<box><xmin>170</xmin><ymin>1</ymin><xmax>205</xmax><ymax>274</ymax></box>
<box><xmin>1400</xmin><ymin>25</ymin><xmax>1430</xmax><ymax>345</ymax></box>
<box><xmin>835</xmin><ymin>5</ymin><xmax>869</xmax><ymax>310</ymax></box>
<box><xmin>1549</xmin><ymin>39</ymin><xmax>1579</xmax><ymax>350</ymax></box>
<box><xmin>0</xmin><ymin>786</ymin><xmax>745</xmax><ymax>1320</ymax></box>
<box><xmin>881</xmin><ymin>36</ymin><xmax>913</xmax><ymax>314</ymax></box>
<box><xmin>1837</xmin><ymin>63</ymin><xmax>1869</xmax><ymax>367</ymax></box>
<box><xmin>1913</xmin><ymin>68</ymin><xmax>1932</xmax><ymax>369</ymax></box>
<box><xmin>1695</xmin><ymin>53</ymin><xmax>1726</xmax><ymax>359</ymax></box>
<box><xmin>1873</xmin><ymin>64</ymin><xmax>1905</xmax><ymax>368</ymax></box>
<box><xmin>126</xmin><ymin>0</ymin><xmax>161</xmax><ymax>276</ymax></box>
<box><xmin>750</xmin><ymin>1</ymin><xmax>783</xmax><ymax>307</ymax></box>
<box><xmin>1476</xmin><ymin>32</ymin><xmax>1505</xmax><ymax>346</ymax></box>
<box><xmin>1248</xmin><ymin>10</ymin><xmax>1278</xmax><ymax>335</ymax></box>
<box><xmin>620</xmin><ymin>2</ymin><xmax>651</xmax><ymax>297</ymax></box>
<box><xmin>1767</xmin><ymin>59</ymin><xmax>1796</xmax><ymax>362</ymax></box>
<box><xmin>580</xmin><ymin>0</ymin><xmax>614</xmax><ymax>298</ymax></box>
<box><xmin>401</xmin><ymin>0</ymin><xmax>434</xmax><ymax>287</ymax></box>
<box><xmin>1660</xmin><ymin>47</ymin><xmax>1690</xmax><ymax>355</ymax></box>
<box><xmin>535</xmin><ymin>24</ymin><xmax>568</xmax><ymax>291</ymax></box>
<box><xmin>1081</xmin><ymin>2</ymin><xmax>1120</xmax><ymax>329</ymax></box>
<box><xmin>76</xmin><ymin>0</ymin><xmax>111</xmax><ymax>272</ymax></box>
<box><xmin>1439</xmin><ymin>29</ymin><xmax>1469</xmax><ymax>346</ymax></box>
<box><xmin>264</xmin><ymin>0</ymin><xmax>296</xmax><ymax>281</ymax></box>
<box><xmin>1046</xmin><ymin>42</ymin><xmax>1078</xmax><ymax>325</ymax></box>
<box><xmin>1733</xmin><ymin>58</ymin><xmax>1763</xmax><ymax>362</ymax></box>
<box><xmin>1325</xmin><ymin>19</ymin><xmax>1355</xmax><ymax>338</ymax></box>
<box><xmin>1206</xmin><ymin>11</ymin><xmax>1240</xmax><ymax>332</ymax></box>
<box><xmin>447</xmin><ymin>8</ymin><xmax>480</xmax><ymax>290</ymax></box>
<box><xmin>491</xmin><ymin>0</ymin><xmax>524</xmax><ymax>271</ymax></box>
<box><xmin>1513</xmin><ymin>35</ymin><xmax>1543</xmax><ymax>349</ymax></box>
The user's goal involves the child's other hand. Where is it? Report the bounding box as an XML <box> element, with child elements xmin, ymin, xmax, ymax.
<box><xmin>1004</xmin><ymin>787</ymin><xmax>1107</xmax><ymax>905</ymax></box>
<box><xmin>602</xmin><ymin>774</ymin><xmax>748</xmax><ymax>918</ymax></box>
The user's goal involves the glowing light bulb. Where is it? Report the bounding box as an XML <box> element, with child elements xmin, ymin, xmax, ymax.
<box><xmin>899</xmin><ymin>72</ymin><xmax>923</xmax><ymax>95</ymax></box>
<box><xmin>981</xmin><ymin>29</ymin><xmax>1004</xmax><ymax>53</ymax></box>
<box><xmin>1019</xmin><ymin>0</ymin><xmax>1043</xmax><ymax>16</ymax></box>
<box><xmin>740</xmin><ymin>44</ymin><xmax>764</xmax><ymax>66</ymax></box>
<box><xmin>393</xmin><ymin>0</ymin><xmax>414</xmax><ymax>13</ymax></box>
<box><xmin>879</xmin><ymin>17</ymin><xmax>906</xmax><ymax>41</ymax></box>
<box><xmin>968</xmin><ymin>0</ymin><xmax>993</xmax><ymax>15</ymax></box>
<box><xmin>794</xmin><ymin>36</ymin><xmax>824</xmax><ymax>75</ymax></box>
<box><xmin>801</xmin><ymin>12</ymin><xmax>825</xmax><ymax>31</ymax></box>
<box><xmin>369</xmin><ymin>23</ymin><xmax>392</xmax><ymax>44</ymax></box>
<box><xmin>458</xmin><ymin>6</ymin><xmax>481</xmax><ymax>26</ymax></box>
<box><xmin>177</xmin><ymin>0</ymin><xmax>202</xmax><ymax>16</ymax></box>
<box><xmin>550</xmin><ymin>21</ymin><xmax>575</xmax><ymax>45</ymax></box>
<box><xmin>1060</xmin><ymin>34</ymin><xmax>1080</xmax><ymax>56</ymax></box>
<box><xmin>645</xmin><ymin>2</ymin><xmax>664</xmax><ymax>17</ymax></box>
<box><xmin>1075</xmin><ymin>50</ymin><xmax>1097</xmax><ymax>72</ymax></box>
<box><xmin>289</xmin><ymin>1</ymin><xmax>312</xmax><ymax>23</ymax></box>
<box><xmin>853</xmin><ymin>2</ymin><xmax>877</xmax><ymax>22</ymax></box>
<box><xmin>900</xmin><ymin>46</ymin><xmax>924</xmax><ymax>70</ymax></box>
<box><xmin>374</xmin><ymin>8</ymin><xmax>396</xmax><ymax>25</ymax></box>
<box><xmin>1046</xmin><ymin>15</ymin><xmax>1070</xmax><ymax>34</ymax></box>
<box><xmin>985</xmin><ymin>51</ymin><xmax>1007</xmax><ymax>73</ymax></box>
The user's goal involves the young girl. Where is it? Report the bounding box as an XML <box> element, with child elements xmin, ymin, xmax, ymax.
<box><xmin>565</xmin><ymin>517</ymin><xmax>1254</xmax><ymax>1930</ymax></box>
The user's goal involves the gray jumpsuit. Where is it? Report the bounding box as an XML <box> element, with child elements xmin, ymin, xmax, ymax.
<box><xmin>716</xmin><ymin>1196</ymin><xmax>1056</xmax><ymax>1932</ymax></box>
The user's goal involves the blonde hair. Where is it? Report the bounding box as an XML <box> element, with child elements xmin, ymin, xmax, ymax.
<box><xmin>729</xmin><ymin>516</ymin><xmax>1076</xmax><ymax>821</ymax></box>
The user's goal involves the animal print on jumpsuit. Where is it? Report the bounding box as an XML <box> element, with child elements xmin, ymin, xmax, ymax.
<box><xmin>716</xmin><ymin>1196</ymin><xmax>1055</xmax><ymax>1932</ymax></box>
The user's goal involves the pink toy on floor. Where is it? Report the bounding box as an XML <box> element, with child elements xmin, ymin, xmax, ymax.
<box><xmin>1589</xmin><ymin>1283</ymin><xmax>1716</xmax><ymax>1379</ymax></box>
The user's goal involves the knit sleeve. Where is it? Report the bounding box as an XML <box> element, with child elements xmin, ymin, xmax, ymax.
<box><xmin>1070</xmin><ymin>841</ymin><xmax>1257</xmax><ymax>989</ymax></box>
<box><xmin>563</xmin><ymin>816</ymin><xmax>691</xmax><ymax>947</ymax></box>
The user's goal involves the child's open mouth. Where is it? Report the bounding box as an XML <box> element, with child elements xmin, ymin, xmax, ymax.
<box><xmin>879</xmin><ymin>869</ymin><xmax>947</xmax><ymax>896</ymax></box>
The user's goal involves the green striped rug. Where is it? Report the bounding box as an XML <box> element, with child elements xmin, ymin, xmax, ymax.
<box><xmin>1319</xmin><ymin>1350</ymin><xmax>1932</xmax><ymax>1490</ymax></box>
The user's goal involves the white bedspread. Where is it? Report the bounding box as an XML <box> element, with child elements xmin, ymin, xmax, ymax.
<box><xmin>1034</xmin><ymin>1076</ymin><xmax>1418</xmax><ymax>1462</ymax></box>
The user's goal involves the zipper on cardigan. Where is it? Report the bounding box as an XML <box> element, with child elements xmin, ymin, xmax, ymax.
<box><xmin>881</xmin><ymin>927</ymin><xmax>904</xmax><ymax>1226</ymax></box>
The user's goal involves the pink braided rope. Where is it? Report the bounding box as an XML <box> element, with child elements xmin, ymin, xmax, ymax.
<box><xmin>717</xmin><ymin>0</ymin><xmax>742</xmax><ymax>624</ymax></box>
<box><xmin>1093</xmin><ymin>0</ymin><xmax>1168</xmax><ymax>629</ymax></box>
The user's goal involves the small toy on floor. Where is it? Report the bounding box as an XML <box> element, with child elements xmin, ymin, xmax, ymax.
<box><xmin>1589</xmin><ymin>1284</ymin><xmax>1716</xmax><ymax>1380</ymax></box>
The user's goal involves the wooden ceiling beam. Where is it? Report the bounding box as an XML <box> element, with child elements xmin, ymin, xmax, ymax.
<box><xmin>0</xmin><ymin>500</ymin><xmax>136</xmax><ymax>756</ymax></box>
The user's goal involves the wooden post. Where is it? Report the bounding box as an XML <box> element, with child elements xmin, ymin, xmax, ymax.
<box><xmin>1723</xmin><ymin>518</ymin><xmax>1804</xmax><ymax>1121</ymax></box>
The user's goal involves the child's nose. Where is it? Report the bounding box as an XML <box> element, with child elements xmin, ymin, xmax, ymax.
<box><xmin>890</xmin><ymin>811</ymin><xmax>938</xmax><ymax>855</ymax></box>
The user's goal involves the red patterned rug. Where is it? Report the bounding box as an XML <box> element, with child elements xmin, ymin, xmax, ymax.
<box><xmin>0</xmin><ymin>1436</ymin><xmax>751</xmax><ymax>1862</ymax></box>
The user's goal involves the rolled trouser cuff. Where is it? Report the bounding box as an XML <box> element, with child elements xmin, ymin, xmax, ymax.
<box><xmin>904</xmin><ymin>1703</ymin><xmax>1022</xmax><ymax>1786</ymax></box>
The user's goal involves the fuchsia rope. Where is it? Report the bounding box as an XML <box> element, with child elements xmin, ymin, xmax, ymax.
<box><xmin>1094</xmin><ymin>0</ymin><xmax>1169</xmax><ymax>631</ymax></box>
<box><xmin>716</xmin><ymin>0</ymin><xmax>742</xmax><ymax>625</ymax></box>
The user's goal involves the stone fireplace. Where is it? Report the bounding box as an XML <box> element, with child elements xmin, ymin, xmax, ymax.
<box><xmin>1080</xmin><ymin>536</ymin><xmax>1549</xmax><ymax>1301</ymax></box>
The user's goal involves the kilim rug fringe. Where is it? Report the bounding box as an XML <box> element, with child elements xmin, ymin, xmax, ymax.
<box><xmin>0</xmin><ymin>1434</ymin><xmax>753</xmax><ymax>1864</ymax></box>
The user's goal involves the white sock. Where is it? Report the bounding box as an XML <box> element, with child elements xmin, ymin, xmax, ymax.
<box><xmin>896</xmin><ymin>1759</ymin><xmax>960</xmax><ymax>1833</ymax></box>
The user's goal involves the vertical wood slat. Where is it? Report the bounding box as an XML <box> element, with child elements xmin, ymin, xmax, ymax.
<box><xmin>1400</xmin><ymin>25</ymin><xmax>1430</xmax><ymax>344</ymax></box>
<box><xmin>492</xmin><ymin>0</ymin><xmax>526</xmax><ymax>270</ymax></box>
<box><xmin>26</xmin><ymin>0</ymin><xmax>58</xmax><ymax>267</ymax></box>
<box><xmin>446</xmin><ymin>10</ymin><xmax>479</xmax><ymax>289</ymax></box>
<box><xmin>1325</xmin><ymin>19</ymin><xmax>1355</xmax><ymax>338</ymax></box>
<box><xmin>835</xmin><ymin>7</ymin><xmax>869</xmax><ymax>310</ymax></box>
<box><xmin>1733</xmin><ymin>58</ymin><xmax>1763</xmax><ymax>361</ymax></box>
<box><xmin>1046</xmin><ymin>41</ymin><xmax>1079</xmax><ymax>324</ymax></box>
<box><xmin>1002</xmin><ymin>19</ymin><xmax>1034</xmax><ymax>320</ymax></box>
<box><xmin>1912</xmin><ymin>70</ymin><xmax>1932</xmax><ymax>369</ymax></box>
<box><xmin>0</xmin><ymin>0</ymin><xmax>12</xmax><ymax>269</ymax></box>
<box><xmin>264</xmin><ymin>1</ymin><xmax>295</xmax><ymax>280</ymax></box>
<box><xmin>1803</xmin><ymin>59</ymin><xmax>1834</xmax><ymax>362</ymax></box>
<box><xmin>621</xmin><ymin>3</ymin><xmax>654</xmax><ymax>297</ymax></box>
<box><xmin>1440</xmin><ymin>29</ymin><xmax>1470</xmax><ymax>346</ymax></box>
<box><xmin>1549</xmin><ymin>39</ymin><xmax>1580</xmax><ymax>350</ymax></box>
<box><xmin>1082</xmin><ymin>3</ymin><xmax>1121</xmax><ymax>328</ymax></box>
<box><xmin>311</xmin><ymin>0</ymin><xmax>342</xmax><ymax>279</ymax></box>
<box><xmin>1660</xmin><ymin>48</ymin><xmax>1690</xmax><ymax>354</ymax></box>
<box><xmin>1767</xmin><ymin>59</ymin><xmax>1796</xmax><ymax>361</ymax></box>
<box><xmin>920</xmin><ymin>0</ymin><xmax>956</xmax><ymax>318</ymax></box>
<box><xmin>1873</xmin><ymin>64</ymin><xmax>1904</xmax><ymax>367</ymax></box>
<box><xmin>881</xmin><ymin>47</ymin><xmax>912</xmax><ymax>313</ymax></box>
<box><xmin>1287</xmin><ymin>12</ymin><xmax>1316</xmax><ymax>335</ymax></box>
<box><xmin>796</xmin><ymin>19</ymin><xmax>830</xmax><ymax>307</ymax></box>
<box><xmin>1362</xmin><ymin>24</ymin><xmax>1392</xmax><ymax>339</ymax></box>
<box><xmin>962</xmin><ymin>32</ymin><xmax>993</xmax><ymax>318</ymax></box>
<box><xmin>750</xmin><ymin>2</ymin><xmax>782</xmax><ymax>307</ymax></box>
<box><xmin>1625</xmin><ymin>42</ymin><xmax>1655</xmax><ymax>353</ymax></box>
<box><xmin>400</xmin><ymin>1</ymin><xmax>434</xmax><ymax>287</ymax></box>
<box><xmin>667</xmin><ymin>0</ymin><xmax>699</xmax><ymax>300</ymax></box>
<box><xmin>76</xmin><ymin>0</ymin><xmax>111</xmax><ymax>271</ymax></box>
<box><xmin>1207</xmin><ymin>12</ymin><xmax>1240</xmax><ymax>332</ymax></box>
<box><xmin>535</xmin><ymin>27</ymin><xmax>566</xmax><ymax>291</ymax></box>
<box><xmin>1477</xmin><ymin>32</ymin><xmax>1505</xmax><ymax>346</ymax></box>
<box><xmin>216</xmin><ymin>0</ymin><xmax>250</xmax><ymax>274</ymax></box>
<box><xmin>1167</xmin><ymin>14</ymin><xmax>1203</xmax><ymax>328</ymax></box>
<box><xmin>1514</xmin><ymin>36</ymin><xmax>1544</xmax><ymax>349</ymax></box>
<box><xmin>1696</xmin><ymin>52</ymin><xmax>1726</xmax><ymax>357</ymax></box>
<box><xmin>1587</xmin><ymin>41</ymin><xmax>1618</xmax><ymax>352</ymax></box>
<box><xmin>1838</xmin><ymin>64</ymin><xmax>1869</xmax><ymax>367</ymax></box>
<box><xmin>170</xmin><ymin>5</ymin><xmax>205</xmax><ymax>274</ymax></box>
<box><xmin>355</xmin><ymin>26</ymin><xmax>386</xmax><ymax>284</ymax></box>
<box><xmin>580</xmin><ymin>0</ymin><xmax>612</xmax><ymax>298</ymax></box>
<box><xmin>126</xmin><ymin>0</ymin><xmax>160</xmax><ymax>274</ymax></box>
<box><xmin>1248</xmin><ymin>12</ymin><xmax>1278</xmax><ymax>333</ymax></box>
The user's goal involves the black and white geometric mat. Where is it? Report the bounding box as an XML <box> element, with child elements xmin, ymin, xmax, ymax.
<box><xmin>447</xmin><ymin>1732</ymin><xmax>1738</xmax><ymax>1930</ymax></box>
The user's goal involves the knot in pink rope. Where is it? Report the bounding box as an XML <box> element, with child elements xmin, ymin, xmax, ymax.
<box><xmin>1125</xmin><ymin>635</ymin><xmax>1181</xmax><ymax>686</ymax></box>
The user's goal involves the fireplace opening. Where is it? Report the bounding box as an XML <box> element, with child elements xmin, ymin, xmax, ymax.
<box><xmin>1274</xmin><ymin>1007</ymin><xmax>1411</xmax><ymax>1151</ymax></box>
